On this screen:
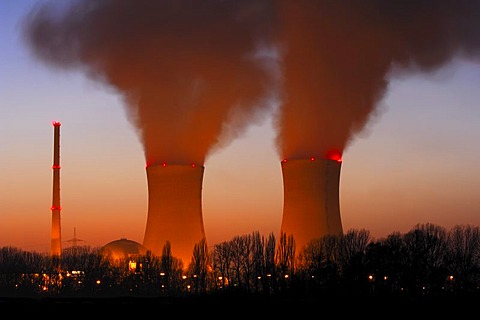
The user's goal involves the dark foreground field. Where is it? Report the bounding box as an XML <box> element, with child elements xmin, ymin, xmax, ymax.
<box><xmin>1</xmin><ymin>293</ymin><xmax>478</xmax><ymax>316</ymax></box>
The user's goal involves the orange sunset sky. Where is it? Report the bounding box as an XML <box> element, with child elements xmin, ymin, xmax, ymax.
<box><xmin>1</xmin><ymin>0</ymin><xmax>480</xmax><ymax>254</ymax></box>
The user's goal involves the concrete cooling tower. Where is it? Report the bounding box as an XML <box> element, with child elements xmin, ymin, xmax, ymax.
<box><xmin>143</xmin><ymin>163</ymin><xmax>206</xmax><ymax>266</ymax></box>
<box><xmin>280</xmin><ymin>157</ymin><xmax>343</xmax><ymax>252</ymax></box>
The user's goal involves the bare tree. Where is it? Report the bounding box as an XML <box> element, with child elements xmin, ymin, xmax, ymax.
<box><xmin>337</xmin><ymin>229</ymin><xmax>372</xmax><ymax>293</ymax></box>
<box><xmin>446</xmin><ymin>224</ymin><xmax>480</xmax><ymax>293</ymax></box>
<box><xmin>212</xmin><ymin>241</ymin><xmax>233</xmax><ymax>291</ymax></box>
<box><xmin>230</xmin><ymin>234</ymin><xmax>250</xmax><ymax>292</ymax></box>
<box><xmin>264</xmin><ymin>232</ymin><xmax>276</xmax><ymax>294</ymax></box>
<box><xmin>402</xmin><ymin>223</ymin><xmax>448</xmax><ymax>295</ymax></box>
<box><xmin>160</xmin><ymin>241</ymin><xmax>184</xmax><ymax>295</ymax></box>
<box><xmin>188</xmin><ymin>238</ymin><xmax>210</xmax><ymax>294</ymax></box>
<box><xmin>275</xmin><ymin>232</ymin><xmax>295</xmax><ymax>291</ymax></box>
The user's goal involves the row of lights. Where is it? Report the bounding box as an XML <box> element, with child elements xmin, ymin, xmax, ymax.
<box><xmin>146</xmin><ymin>163</ymin><xmax>201</xmax><ymax>168</ymax></box>
<box><xmin>368</xmin><ymin>274</ymin><xmax>455</xmax><ymax>282</ymax></box>
<box><xmin>281</xmin><ymin>157</ymin><xmax>342</xmax><ymax>163</ymax></box>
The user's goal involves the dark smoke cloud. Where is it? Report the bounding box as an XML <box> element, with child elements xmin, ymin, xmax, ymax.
<box><xmin>22</xmin><ymin>0</ymin><xmax>278</xmax><ymax>165</ymax></box>
<box><xmin>22</xmin><ymin>0</ymin><xmax>480</xmax><ymax>165</ymax></box>
<box><xmin>274</xmin><ymin>0</ymin><xmax>480</xmax><ymax>160</ymax></box>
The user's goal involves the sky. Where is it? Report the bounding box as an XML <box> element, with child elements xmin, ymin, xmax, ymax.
<box><xmin>1</xmin><ymin>0</ymin><xmax>480</xmax><ymax>254</ymax></box>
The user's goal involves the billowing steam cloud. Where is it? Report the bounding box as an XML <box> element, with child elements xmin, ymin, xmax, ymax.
<box><xmin>21</xmin><ymin>0</ymin><xmax>278</xmax><ymax>165</ymax></box>
<box><xmin>22</xmin><ymin>0</ymin><xmax>480</xmax><ymax>164</ymax></box>
<box><xmin>274</xmin><ymin>0</ymin><xmax>480</xmax><ymax>160</ymax></box>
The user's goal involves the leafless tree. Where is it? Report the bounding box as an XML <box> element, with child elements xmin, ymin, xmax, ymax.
<box><xmin>446</xmin><ymin>224</ymin><xmax>480</xmax><ymax>293</ymax></box>
<box><xmin>402</xmin><ymin>223</ymin><xmax>448</xmax><ymax>294</ymax></box>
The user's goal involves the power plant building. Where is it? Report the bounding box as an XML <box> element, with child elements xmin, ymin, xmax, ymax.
<box><xmin>280</xmin><ymin>158</ymin><xmax>343</xmax><ymax>252</ymax></box>
<box><xmin>143</xmin><ymin>163</ymin><xmax>206</xmax><ymax>266</ymax></box>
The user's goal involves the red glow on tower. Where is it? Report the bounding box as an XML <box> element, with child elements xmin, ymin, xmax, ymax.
<box><xmin>326</xmin><ymin>149</ymin><xmax>343</xmax><ymax>163</ymax></box>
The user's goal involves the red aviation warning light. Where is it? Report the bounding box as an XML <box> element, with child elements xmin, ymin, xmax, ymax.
<box><xmin>52</xmin><ymin>120</ymin><xmax>61</xmax><ymax>127</ymax></box>
<box><xmin>326</xmin><ymin>149</ymin><xmax>343</xmax><ymax>162</ymax></box>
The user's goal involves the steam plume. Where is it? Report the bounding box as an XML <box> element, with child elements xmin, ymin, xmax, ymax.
<box><xmin>274</xmin><ymin>0</ymin><xmax>480</xmax><ymax>160</ymax></box>
<box><xmin>22</xmin><ymin>0</ymin><xmax>480</xmax><ymax>164</ymax></box>
<box><xmin>22</xmin><ymin>0</ymin><xmax>277</xmax><ymax>165</ymax></box>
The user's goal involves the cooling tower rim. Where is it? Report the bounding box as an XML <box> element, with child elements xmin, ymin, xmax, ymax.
<box><xmin>146</xmin><ymin>163</ymin><xmax>205</xmax><ymax>170</ymax></box>
<box><xmin>280</xmin><ymin>157</ymin><xmax>342</xmax><ymax>165</ymax></box>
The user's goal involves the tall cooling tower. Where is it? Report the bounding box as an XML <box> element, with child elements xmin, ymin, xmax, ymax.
<box><xmin>280</xmin><ymin>158</ymin><xmax>343</xmax><ymax>252</ymax></box>
<box><xmin>143</xmin><ymin>163</ymin><xmax>206</xmax><ymax>266</ymax></box>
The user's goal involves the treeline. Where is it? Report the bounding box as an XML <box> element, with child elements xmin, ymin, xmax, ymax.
<box><xmin>1</xmin><ymin>222</ymin><xmax>480</xmax><ymax>300</ymax></box>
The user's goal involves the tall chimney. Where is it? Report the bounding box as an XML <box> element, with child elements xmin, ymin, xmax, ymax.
<box><xmin>50</xmin><ymin>120</ymin><xmax>62</xmax><ymax>256</ymax></box>
<box><xmin>143</xmin><ymin>163</ymin><xmax>206</xmax><ymax>266</ymax></box>
<box><xmin>280</xmin><ymin>157</ymin><xmax>343</xmax><ymax>252</ymax></box>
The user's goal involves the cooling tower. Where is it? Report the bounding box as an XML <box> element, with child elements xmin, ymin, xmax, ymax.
<box><xmin>280</xmin><ymin>158</ymin><xmax>343</xmax><ymax>252</ymax></box>
<box><xmin>143</xmin><ymin>163</ymin><xmax>206</xmax><ymax>266</ymax></box>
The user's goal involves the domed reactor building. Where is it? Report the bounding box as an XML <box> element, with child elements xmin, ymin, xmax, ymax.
<box><xmin>142</xmin><ymin>163</ymin><xmax>206</xmax><ymax>267</ymax></box>
<box><xmin>102</xmin><ymin>238</ymin><xmax>147</xmax><ymax>261</ymax></box>
<box><xmin>280</xmin><ymin>156</ymin><xmax>343</xmax><ymax>252</ymax></box>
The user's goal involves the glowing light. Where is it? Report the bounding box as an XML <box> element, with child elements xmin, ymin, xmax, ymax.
<box><xmin>326</xmin><ymin>149</ymin><xmax>343</xmax><ymax>162</ymax></box>
<box><xmin>310</xmin><ymin>157</ymin><xmax>315</xmax><ymax>161</ymax></box>
<box><xmin>51</xmin><ymin>205</ymin><xmax>62</xmax><ymax>211</ymax></box>
<box><xmin>281</xmin><ymin>159</ymin><xmax>287</xmax><ymax>163</ymax></box>
<box><xmin>52</xmin><ymin>120</ymin><xmax>61</xmax><ymax>127</ymax></box>
<box><xmin>52</xmin><ymin>165</ymin><xmax>61</xmax><ymax>169</ymax></box>
<box><xmin>191</xmin><ymin>163</ymin><xmax>196</xmax><ymax>168</ymax></box>
<box><xmin>128</xmin><ymin>261</ymin><xmax>137</xmax><ymax>271</ymax></box>
<box><xmin>162</xmin><ymin>163</ymin><xmax>167</xmax><ymax>167</ymax></box>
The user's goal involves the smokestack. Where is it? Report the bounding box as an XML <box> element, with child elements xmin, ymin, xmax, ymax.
<box><xmin>280</xmin><ymin>157</ymin><xmax>343</xmax><ymax>251</ymax></box>
<box><xmin>50</xmin><ymin>120</ymin><xmax>62</xmax><ymax>256</ymax></box>
<box><xmin>143</xmin><ymin>163</ymin><xmax>206</xmax><ymax>265</ymax></box>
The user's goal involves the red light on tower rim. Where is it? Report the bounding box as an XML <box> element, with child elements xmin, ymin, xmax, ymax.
<box><xmin>145</xmin><ymin>161</ymin><xmax>203</xmax><ymax>168</ymax></box>
<box><xmin>326</xmin><ymin>149</ymin><xmax>343</xmax><ymax>163</ymax></box>
<box><xmin>52</xmin><ymin>120</ymin><xmax>61</xmax><ymax>127</ymax></box>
